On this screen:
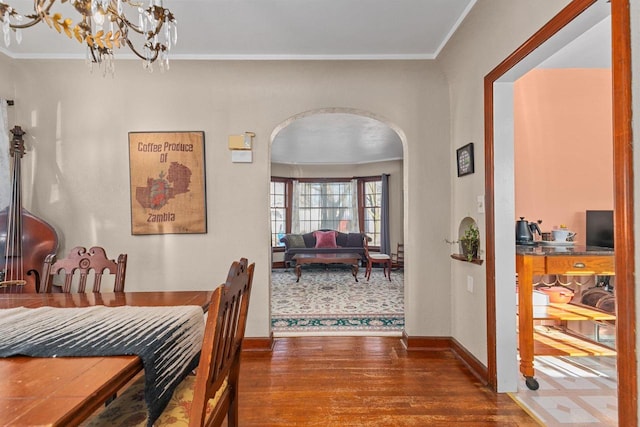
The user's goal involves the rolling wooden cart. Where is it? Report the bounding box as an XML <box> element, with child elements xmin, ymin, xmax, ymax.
<box><xmin>516</xmin><ymin>245</ymin><xmax>615</xmax><ymax>390</ymax></box>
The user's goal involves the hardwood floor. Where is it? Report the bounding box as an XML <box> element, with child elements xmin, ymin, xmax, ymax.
<box><xmin>235</xmin><ymin>336</ymin><xmax>539</xmax><ymax>426</ymax></box>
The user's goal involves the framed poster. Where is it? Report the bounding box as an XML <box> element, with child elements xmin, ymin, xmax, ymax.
<box><xmin>129</xmin><ymin>131</ymin><xmax>207</xmax><ymax>235</ymax></box>
<box><xmin>456</xmin><ymin>142</ymin><xmax>475</xmax><ymax>177</ymax></box>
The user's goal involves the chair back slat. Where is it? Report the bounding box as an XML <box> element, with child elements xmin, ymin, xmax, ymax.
<box><xmin>189</xmin><ymin>258</ymin><xmax>254</xmax><ymax>427</ymax></box>
<box><xmin>92</xmin><ymin>272</ymin><xmax>104</xmax><ymax>293</ymax></box>
<box><xmin>78</xmin><ymin>272</ymin><xmax>88</xmax><ymax>293</ymax></box>
<box><xmin>114</xmin><ymin>254</ymin><xmax>127</xmax><ymax>292</ymax></box>
<box><xmin>62</xmin><ymin>273</ymin><xmax>72</xmax><ymax>292</ymax></box>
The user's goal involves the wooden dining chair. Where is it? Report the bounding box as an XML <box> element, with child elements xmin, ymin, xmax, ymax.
<box><xmin>84</xmin><ymin>258</ymin><xmax>255</xmax><ymax>427</ymax></box>
<box><xmin>391</xmin><ymin>243</ymin><xmax>404</xmax><ymax>270</ymax></box>
<box><xmin>363</xmin><ymin>237</ymin><xmax>391</xmax><ymax>281</ymax></box>
<box><xmin>40</xmin><ymin>246</ymin><xmax>127</xmax><ymax>293</ymax></box>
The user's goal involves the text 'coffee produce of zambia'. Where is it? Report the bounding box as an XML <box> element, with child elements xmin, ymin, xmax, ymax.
<box><xmin>137</xmin><ymin>142</ymin><xmax>194</xmax><ymax>153</ymax></box>
<box><xmin>148</xmin><ymin>212</ymin><xmax>176</xmax><ymax>223</ymax></box>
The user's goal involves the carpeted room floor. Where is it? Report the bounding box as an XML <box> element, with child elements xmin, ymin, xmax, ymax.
<box><xmin>271</xmin><ymin>266</ymin><xmax>404</xmax><ymax>336</ymax></box>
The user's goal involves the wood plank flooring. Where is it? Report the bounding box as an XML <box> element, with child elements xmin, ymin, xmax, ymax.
<box><xmin>235</xmin><ymin>336</ymin><xmax>539</xmax><ymax>426</ymax></box>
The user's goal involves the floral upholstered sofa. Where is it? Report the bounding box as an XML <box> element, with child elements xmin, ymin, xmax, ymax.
<box><xmin>279</xmin><ymin>230</ymin><xmax>367</xmax><ymax>267</ymax></box>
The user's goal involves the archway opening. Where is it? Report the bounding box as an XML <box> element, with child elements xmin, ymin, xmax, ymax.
<box><xmin>269</xmin><ymin>108</ymin><xmax>407</xmax><ymax>337</ymax></box>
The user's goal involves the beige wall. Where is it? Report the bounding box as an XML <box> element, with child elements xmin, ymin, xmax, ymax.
<box><xmin>5</xmin><ymin>59</ymin><xmax>449</xmax><ymax>338</ymax></box>
<box><xmin>271</xmin><ymin>159</ymin><xmax>404</xmax><ymax>256</ymax></box>
<box><xmin>514</xmin><ymin>68</ymin><xmax>613</xmax><ymax>242</ymax></box>
<box><xmin>0</xmin><ymin>54</ymin><xmax>15</xmax><ymax>218</ymax></box>
<box><xmin>0</xmin><ymin>54</ymin><xmax>14</xmax><ymax>99</ymax></box>
<box><xmin>0</xmin><ymin>55</ymin><xmax>16</xmax><ymax>123</ymax></box>
<box><xmin>437</xmin><ymin>0</ymin><xmax>571</xmax><ymax>366</ymax></box>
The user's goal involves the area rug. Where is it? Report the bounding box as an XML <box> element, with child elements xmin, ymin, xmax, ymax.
<box><xmin>510</xmin><ymin>355</ymin><xmax>617</xmax><ymax>426</ymax></box>
<box><xmin>271</xmin><ymin>267</ymin><xmax>404</xmax><ymax>336</ymax></box>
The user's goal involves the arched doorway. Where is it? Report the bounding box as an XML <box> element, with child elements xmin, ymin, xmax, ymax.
<box><xmin>269</xmin><ymin>107</ymin><xmax>407</xmax><ymax>336</ymax></box>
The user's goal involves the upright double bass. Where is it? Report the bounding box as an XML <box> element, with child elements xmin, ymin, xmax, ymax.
<box><xmin>0</xmin><ymin>126</ymin><xmax>58</xmax><ymax>293</ymax></box>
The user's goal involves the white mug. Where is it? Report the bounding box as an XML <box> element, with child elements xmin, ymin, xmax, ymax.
<box><xmin>552</xmin><ymin>229</ymin><xmax>576</xmax><ymax>242</ymax></box>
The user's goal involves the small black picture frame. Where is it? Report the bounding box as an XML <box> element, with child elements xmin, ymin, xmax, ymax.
<box><xmin>456</xmin><ymin>142</ymin><xmax>475</xmax><ymax>177</ymax></box>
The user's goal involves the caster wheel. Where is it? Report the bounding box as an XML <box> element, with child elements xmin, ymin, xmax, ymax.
<box><xmin>525</xmin><ymin>376</ymin><xmax>539</xmax><ymax>390</ymax></box>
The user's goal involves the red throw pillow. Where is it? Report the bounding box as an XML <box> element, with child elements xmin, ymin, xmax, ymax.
<box><xmin>314</xmin><ymin>231</ymin><xmax>337</xmax><ymax>248</ymax></box>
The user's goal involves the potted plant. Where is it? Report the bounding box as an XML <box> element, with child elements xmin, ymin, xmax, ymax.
<box><xmin>459</xmin><ymin>224</ymin><xmax>480</xmax><ymax>262</ymax></box>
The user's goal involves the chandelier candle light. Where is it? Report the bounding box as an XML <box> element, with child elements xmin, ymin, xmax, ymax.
<box><xmin>0</xmin><ymin>0</ymin><xmax>177</xmax><ymax>73</ymax></box>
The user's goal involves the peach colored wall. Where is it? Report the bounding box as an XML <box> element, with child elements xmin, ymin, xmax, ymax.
<box><xmin>514</xmin><ymin>68</ymin><xmax>613</xmax><ymax>244</ymax></box>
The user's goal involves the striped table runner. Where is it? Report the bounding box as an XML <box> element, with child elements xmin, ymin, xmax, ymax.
<box><xmin>0</xmin><ymin>305</ymin><xmax>205</xmax><ymax>427</ymax></box>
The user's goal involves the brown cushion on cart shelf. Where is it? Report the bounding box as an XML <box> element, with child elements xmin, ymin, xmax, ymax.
<box><xmin>595</xmin><ymin>295</ymin><xmax>616</xmax><ymax>313</ymax></box>
<box><xmin>581</xmin><ymin>288</ymin><xmax>611</xmax><ymax>308</ymax></box>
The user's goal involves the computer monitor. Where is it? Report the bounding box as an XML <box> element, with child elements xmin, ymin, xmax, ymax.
<box><xmin>586</xmin><ymin>210</ymin><xmax>614</xmax><ymax>248</ymax></box>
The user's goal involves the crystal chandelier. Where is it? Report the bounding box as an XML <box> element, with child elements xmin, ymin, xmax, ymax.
<box><xmin>0</xmin><ymin>0</ymin><xmax>177</xmax><ymax>73</ymax></box>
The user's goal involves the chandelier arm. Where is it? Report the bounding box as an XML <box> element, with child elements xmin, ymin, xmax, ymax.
<box><xmin>107</xmin><ymin>4</ymin><xmax>152</xmax><ymax>38</ymax></box>
<box><xmin>107</xmin><ymin>9</ymin><xmax>142</xmax><ymax>35</ymax></box>
<box><xmin>5</xmin><ymin>0</ymin><xmax>59</xmax><ymax>29</ymax></box>
<box><xmin>124</xmin><ymin>37</ymin><xmax>159</xmax><ymax>62</ymax></box>
<box><xmin>7</xmin><ymin>15</ymin><xmax>44</xmax><ymax>30</ymax></box>
<box><xmin>87</xmin><ymin>44</ymin><xmax>99</xmax><ymax>63</ymax></box>
<box><xmin>114</xmin><ymin>6</ymin><xmax>173</xmax><ymax>40</ymax></box>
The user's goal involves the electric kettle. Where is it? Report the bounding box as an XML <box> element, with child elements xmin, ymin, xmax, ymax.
<box><xmin>516</xmin><ymin>217</ymin><xmax>540</xmax><ymax>245</ymax></box>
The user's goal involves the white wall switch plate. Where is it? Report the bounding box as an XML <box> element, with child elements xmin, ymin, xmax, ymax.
<box><xmin>477</xmin><ymin>195</ymin><xmax>485</xmax><ymax>214</ymax></box>
<box><xmin>231</xmin><ymin>150</ymin><xmax>253</xmax><ymax>163</ymax></box>
<box><xmin>467</xmin><ymin>275</ymin><xmax>474</xmax><ymax>293</ymax></box>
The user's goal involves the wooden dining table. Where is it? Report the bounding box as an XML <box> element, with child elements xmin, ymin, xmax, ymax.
<box><xmin>0</xmin><ymin>291</ymin><xmax>212</xmax><ymax>427</ymax></box>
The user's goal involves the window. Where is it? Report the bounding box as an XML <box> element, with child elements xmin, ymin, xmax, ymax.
<box><xmin>296</xmin><ymin>181</ymin><xmax>355</xmax><ymax>233</ymax></box>
<box><xmin>270</xmin><ymin>176</ymin><xmax>384</xmax><ymax>248</ymax></box>
<box><xmin>362</xmin><ymin>179</ymin><xmax>382</xmax><ymax>246</ymax></box>
<box><xmin>270</xmin><ymin>180</ymin><xmax>287</xmax><ymax>247</ymax></box>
